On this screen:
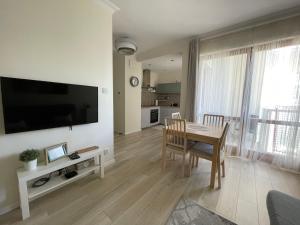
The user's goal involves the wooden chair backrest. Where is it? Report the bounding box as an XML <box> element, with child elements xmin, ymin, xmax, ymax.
<box><xmin>203</xmin><ymin>114</ymin><xmax>224</xmax><ymax>127</ymax></box>
<box><xmin>219</xmin><ymin>122</ymin><xmax>229</xmax><ymax>150</ymax></box>
<box><xmin>164</xmin><ymin>118</ymin><xmax>186</xmax><ymax>149</ymax></box>
<box><xmin>171</xmin><ymin>112</ymin><xmax>181</xmax><ymax>119</ymax></box>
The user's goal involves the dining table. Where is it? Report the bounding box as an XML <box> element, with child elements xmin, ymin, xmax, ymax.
<box><xmin>162</xmin><ymin>122</ymin><xmax>225</xmax><ymax>189</ymax></box>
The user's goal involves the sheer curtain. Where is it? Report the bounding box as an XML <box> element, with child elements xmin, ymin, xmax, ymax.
<box><xmin>195</xmin><ymin>38</ymin><xmax>300</xmax><ymax>171</ymax></box>
<box><xmin>242</xmin><ymin>40</ymin><xmax>300</xmax><ymax>171</ymax></box>
<box><xmin>195</xmin><ymin>48</ymin><xmax>249</xmax><ymax>154</ymax></box>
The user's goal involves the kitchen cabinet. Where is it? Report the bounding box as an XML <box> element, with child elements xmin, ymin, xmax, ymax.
<box><xmin>160</xmin><ymin>107</ymin><xmax>180</xmax><ymax>124</ymax></box>
<box><xmin>156</xmin><ymin>83</ymin><xmax>181</xmax><ymax>94</ymax></box>
<box><xmin>142</xmin><ymin>69</ymin><xmax>150</xmax><ymax>87</ymax></box>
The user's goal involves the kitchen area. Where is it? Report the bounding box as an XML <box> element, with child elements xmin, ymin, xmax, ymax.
<box><xmin>141</xmin><ymin>54</ymin><xmax>182</xmax><ymax>129</ymax></box>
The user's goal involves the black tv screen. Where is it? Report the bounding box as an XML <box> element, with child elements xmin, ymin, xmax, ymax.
<box><xmin>0</xmin><ymin>77</ymin><xmax>98</xmax><ymax>134</ymax></box>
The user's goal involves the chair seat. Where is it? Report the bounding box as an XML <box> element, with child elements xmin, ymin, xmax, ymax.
<box><xmin>187</xmin><ymin>140</ymin><xmax>196</xmax><ymax>148</ymax></box>
<box><xmin>191</xmin><ymin>142</ymin><xmax>225</xmax><ymax>160</ymax></box>
<box><xmin>191</xmin><ymin>142</ymin><xmax>214</xmax><ymax>156</ymax></box>
<box><xmin>267</xmin><ymin>190</ymin><xmax>300</xmax><ymax>225</ymax></box>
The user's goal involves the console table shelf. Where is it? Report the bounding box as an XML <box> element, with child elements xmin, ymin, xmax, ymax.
<box><xmin>17</xmin><ymin>148</ymin><xmax>104</xmax><ymax>220</ymax></box>
<box><xmin>28</xmin><ymin>165</ymin><xmax>98</xmax><ymax>200</ymax></box>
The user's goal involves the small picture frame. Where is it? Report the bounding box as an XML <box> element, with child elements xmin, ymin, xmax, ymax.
<box><xmin>44</xmin><ymin>142</ymin><xmax>68</xmax><ymax>165</ymax></box>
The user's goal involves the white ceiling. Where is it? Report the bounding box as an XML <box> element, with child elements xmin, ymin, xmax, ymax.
<box><xmin>111</xmin><ymin>0</ymin><xmax>300</xmax><ymax>54</ymax></box>
<box><xmin>142</xmin><ymin>54</ymin><xmax>182</xmax><ymax>73</ymax></box>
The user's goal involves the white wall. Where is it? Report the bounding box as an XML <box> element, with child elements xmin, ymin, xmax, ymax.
<box><xmin>113</xmin><ymin>53</ymin><xmax>125</xmax><ymax>134</ymax></box>
<box><xmin>124</xmin><ymin>56</ymin><xmax>142</xmax><ymax>134</ymax></box>
<box><xmin>0</xmin><ymin>0</ymin><xmax>115</xmax><ymax>214</ymax></box>
<box><xmin>155</xmin><ymin>70</ymin><xmax>182</xmax><ymax>84</ymax></box>
<box><xmin>113</xmin><ymin>54</ymin><xmax>142</xmax><ymax>135</ymax></box>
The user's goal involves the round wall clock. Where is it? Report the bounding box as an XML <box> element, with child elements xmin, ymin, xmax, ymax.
<box><xmin>130</xmin><ymin>76</ymin><xmax>139</xmax><ymax>87</ymax></box>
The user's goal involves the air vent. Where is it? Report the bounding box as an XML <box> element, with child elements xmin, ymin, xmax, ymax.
<box><xmin>115</xmin><ymin>37</ymin><xmax>137</xmax><ymax>55</ymax></box>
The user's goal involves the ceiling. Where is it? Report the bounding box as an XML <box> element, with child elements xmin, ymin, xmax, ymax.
<box><xmin>111</xmin><ymin>0</ymin><xmax>300</xmax><ymax>54</ymax></box>
<box><xmin>142</xmin><ymin>54</ymin><xmax>182</xmax><ymax>73</ymax></box>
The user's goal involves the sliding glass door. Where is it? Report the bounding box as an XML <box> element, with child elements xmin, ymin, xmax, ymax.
<box><xmin>195</xmin><ymin>39</ymin><xmax>300</xmax><ymax>171</ymax></box>
<box><xmin>195</xmin><ymin>48</ymin><xmax>249</xmax><ymax>154</ymax></box>
<box><xmin>243</xmin><ymin>41</ymin><xmax>300</xmax><ymax>170</ymax></box>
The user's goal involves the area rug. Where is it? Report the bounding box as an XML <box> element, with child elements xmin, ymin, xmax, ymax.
<box><xmin>166</xmin><ymin>198</ymin><xmax>237</xmax><ymax>225</ymax></box>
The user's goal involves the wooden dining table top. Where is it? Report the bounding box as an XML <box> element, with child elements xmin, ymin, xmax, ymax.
<box><xmin>185</xmin><ymin>122</ymin><xmax>224</xmax><ymax>143</ymax></box>
<box><xmin>163</xmin><ymin>122</ymin><xmax>225</xmax><ymax>145</ymax></box>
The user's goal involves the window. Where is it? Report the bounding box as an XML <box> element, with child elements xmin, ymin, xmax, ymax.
<box><xmin>195</xmin><ymin>49</ymin><xmax>248</xmax><ymax>121</ymax></box>
<box><xmin>247</xmin><ymin>43</ymin><xmax>300</xmax><ymax>158</ymax></box>
<box><xmin>195</xmin><ymin>39</ymin><xmax>300</xmax><ymax>170</ymax></box>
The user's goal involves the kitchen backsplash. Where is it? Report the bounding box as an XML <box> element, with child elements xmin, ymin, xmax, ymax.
<box><xmin>157</xmin><ymin>94</ymin><xmax>180</xmax><ymax>106</ymax></box>
<box><xmin>142</xmin><ymin>90</ymin><xmax>157</xmax><ymax>106</ymax></box>
<box><xmin>142</xmin><ymin>90</ymin><xmax>180</xmax><ymax>107</ymax></box>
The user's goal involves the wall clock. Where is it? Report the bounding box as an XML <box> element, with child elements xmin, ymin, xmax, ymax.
<box><xmin>130</xmin><ymin>76</ymin><xmax>139</xmax><ymax>87</ymax></box>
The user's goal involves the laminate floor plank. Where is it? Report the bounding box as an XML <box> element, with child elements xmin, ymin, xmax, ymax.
<box><xmin>1</xmin><ymin>127</ymin><xmax>300</xmax><ymax>225</ymax></box>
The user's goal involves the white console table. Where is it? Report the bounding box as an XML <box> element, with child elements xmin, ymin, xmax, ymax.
<box><xmin>17</xmin><ymin>149</ymin><xmax>104</xmax><ymax>220</ymax></box>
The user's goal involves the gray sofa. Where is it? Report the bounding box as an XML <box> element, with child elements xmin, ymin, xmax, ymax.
<box><xmin>267</xmin><ymin>190</ymin><xmax>300</xmax><ymax>225</ymax></box>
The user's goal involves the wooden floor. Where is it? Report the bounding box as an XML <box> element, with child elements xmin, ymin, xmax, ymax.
<box><xmin>1</xmin><ymin>127</ymin><xmax>300</xmax><ymax>225</ymax></box>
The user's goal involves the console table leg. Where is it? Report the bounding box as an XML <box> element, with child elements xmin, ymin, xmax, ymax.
<box><xmin>94</xmin><ymin>155</ymin><xmax>100</xmax><ymax>175</ymax></box>
<box><xmin>18</xmin><ymin>180</ymin><xmax>29</xmax><ymax>220</ymax></box>
<box><xmin>100</xmin><ymin>155</ymin><xmax>104</xmax><ymax>178</ymax></box>
<box><xmin>94</xmin><ymin>155</ymin><xmax>104</xmax><ymax>178</ymax></box>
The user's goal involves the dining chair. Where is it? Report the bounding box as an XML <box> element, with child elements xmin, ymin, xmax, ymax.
<box><xmin>161</xmin><ymin>118</ymin><xmax>190</xmax><ymax>177</ymax></box>
<box><xmin>203</xmin><ymin>114</ymin><xmax>224</xmax><ymax>127</ymax></box>
<box><xmin>189</xmin><ymin>122</ymin><xmax>229</xmax><ymax>188</ymax></box>
<box><xmin>168</xmin><ymin>112</ymin><xmax>182</xmax><ymax>160</ymax></box>
<box><xmin>171</xmin><ymin>112</ymin><xmax>181</xmax><ymax>119</ymax></box>
<box><xmin>192</xmin><ymin>113</ymin><xmax>225</xmax><ymax>167</ymax></box>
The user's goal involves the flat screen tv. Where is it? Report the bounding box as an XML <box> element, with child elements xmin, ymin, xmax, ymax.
<box><xmin>0</xmin><ymin>77</ymin><xmax>98</xmax><ymax>134</ymax></box>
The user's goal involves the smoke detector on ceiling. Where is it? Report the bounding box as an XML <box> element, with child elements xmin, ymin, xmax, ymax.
<box><xmin>115</xmin><ymin>37</ymin><xmax>137</xmax><ymax>55</ymax></box>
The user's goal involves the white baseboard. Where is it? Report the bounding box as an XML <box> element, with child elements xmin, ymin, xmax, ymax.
<box><xmin>124</xmin><ymin>129</ymin><xmax>141</xmax><ymax>135</ymax></box>
<box><xmin>0</xmin><ymin>157</ymin><xmax>116</xmax><ymax>216</ymax></box>
<box><xmin>0</xmin><ymin>202</ymin><xmax>19</xmax><ymax>216</ymax></box>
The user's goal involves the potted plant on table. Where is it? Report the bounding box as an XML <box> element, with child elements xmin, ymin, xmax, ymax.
<box><xmin>19</xmin><ymin>149</ymin><xmax>40</xmax><ymax>171</ymax></box>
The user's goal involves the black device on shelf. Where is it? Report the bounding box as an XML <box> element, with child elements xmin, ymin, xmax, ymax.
<box><xmin>68</xmin><ymin>152</ymin><xmax>80</xmax><ymax>160</ymax></box>
<box><xmin>32</xmin><ymin>177</ymin><xmax>50</xmax><ymax>188</ymax></box>
<box><xmin>64</xmin><ymin>171</ymin><xmax>78</xmax><ymax>179</ymax></box>
<box><xmin>0</xmin><ymin>77</ymin><xmax>98</xmax><ymax>134</ymax></box>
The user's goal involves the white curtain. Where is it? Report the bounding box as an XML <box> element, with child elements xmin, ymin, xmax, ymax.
<box><xmin>242</xmin><ymin>40</ymin><xmax>300</xmax><ymax>171</ymax></box>
<box><xmin>195</xmin><ymin>38</ymin><xmax>300</xmax><ymax>171</ymax></box>
<box><xmin>195</xmin><ymin>48</ymin><xmax>249</xmax><ymax>154</ymax></box>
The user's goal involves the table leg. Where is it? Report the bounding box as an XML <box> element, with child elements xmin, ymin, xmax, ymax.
<box><xmin>182</xmin><ymin>153</ymin><xmax>185</xmax><ymax>177</ymax></box>
<box><xmin>188</xmin><ymin>152</ymin><xmax>193</xmax><ymax>176</ymax></box>
<box><xmin>210</xmin><ymin>144</ymin><xmax>218</xmax><ymax>189</ymax></box>
<box><xmin>19</xmin><ymin>180</ymin><xmax>29</xmax><ymax>220</ymax></box>
<box><xmin>192</xmin><ymin>154</ymin><xmax>194</xmax><ymax>169</ymax></box>
<box><xmin>217</xmin><ymin>151</ymin><xmax>221</xmax><ymax>188</ymax></box>
<box><xmin>100</xmin><ymin>154</ymin><xmax>104</xmax><ymax>178</ymax></box>
<box><xmin>161</xmin><ymin>129</ymin><xmax>167</xmax><ymax>171</ymax></box>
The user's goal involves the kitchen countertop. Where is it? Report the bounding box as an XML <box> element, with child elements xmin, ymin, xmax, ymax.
<box><xmin>141</xmin><ymin>106</ymin><xmax>160</xmax><ymax>108</ymax></box>
<box><xmin>141</xmin><ymin>105</ymin><xmax>180</xmax><ymax>108</ymax></box>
